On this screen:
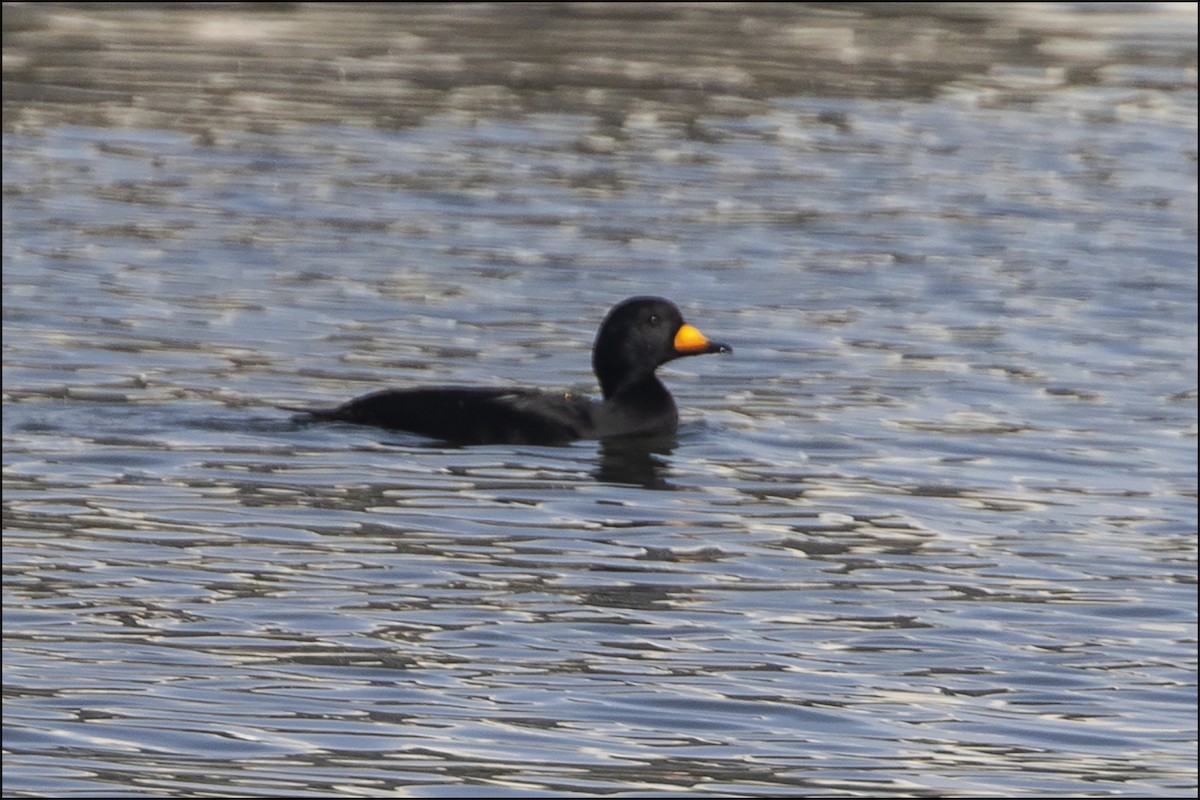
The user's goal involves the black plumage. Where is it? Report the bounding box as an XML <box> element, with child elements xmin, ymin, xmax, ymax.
<box><xmin>294</xmin><ymin>296</ymin><xmax>730</xmax><ymax>445</ymax></box>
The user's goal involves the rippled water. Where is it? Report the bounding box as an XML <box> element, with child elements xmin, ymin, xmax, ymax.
<box><xmin>3</xmin><ymin>4</ymin><xmax>1197</xmax><ymax>797</ymax></box>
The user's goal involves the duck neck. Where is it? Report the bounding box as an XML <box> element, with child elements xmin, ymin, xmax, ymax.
<box><xmin>604</xmin><ymin>372</ymin><xmax>675</xmax><ymax>413</ymax></box>
<box><xmin>596</xmin><ymin>362</ymin><xmax>657</xmax><ymax>400</ymax></box>
<box><xmin>602</xmin><ymin>373</ymin><xmax>679</xmax><ymax>434</ymax></box>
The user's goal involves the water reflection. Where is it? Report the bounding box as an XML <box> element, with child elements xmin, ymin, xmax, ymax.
<box><xmin>594</xmin><ymin>435</ymin><xmax>677</xmax><ymax>489</ymax></box>
<box><xmin>3</xmin><ymin>3</ymin><xmax>1195</xmax><ymax>798</ymax></box>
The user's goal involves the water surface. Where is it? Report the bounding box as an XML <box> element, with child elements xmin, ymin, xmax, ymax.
<box><xmin>3</xmin><ymin>4</ymin><xmax>1197</xmax><ymax>797</ymax></box>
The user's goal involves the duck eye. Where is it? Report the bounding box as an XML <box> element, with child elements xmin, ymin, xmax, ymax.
<box><xmin>648</xmin><ymin>314</ymin><xmax>660</xmax><ymax>326</ymax></box>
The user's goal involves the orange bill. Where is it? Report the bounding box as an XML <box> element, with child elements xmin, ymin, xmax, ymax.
<box><xmin>674</xmin><ymin>323</ymin><xmax>730</xmax><ymax>355</ymax></box>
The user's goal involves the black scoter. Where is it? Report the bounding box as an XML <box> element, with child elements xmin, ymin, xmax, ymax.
<box><xmin>294</xmin><ymin>296</ymin><xmax>730</xmax><ymax>445</ymax></box>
